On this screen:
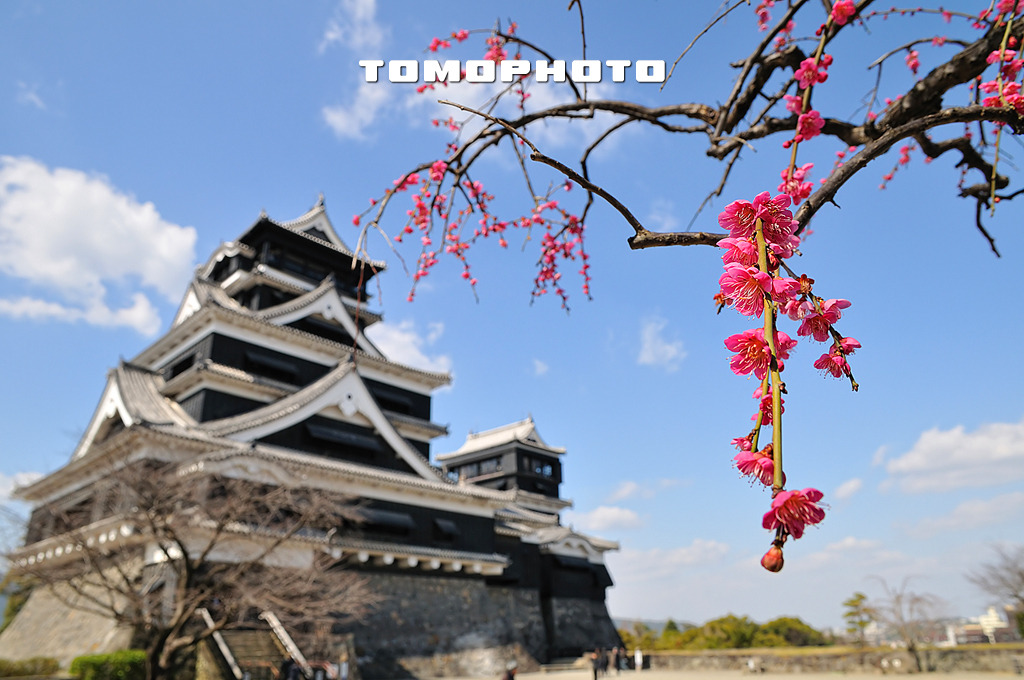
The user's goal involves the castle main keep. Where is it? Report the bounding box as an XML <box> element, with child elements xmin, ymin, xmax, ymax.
<box><xmin>0</xmin><ymin>199</ymin><xmax>619</xmax><ymax>677</ymax></box>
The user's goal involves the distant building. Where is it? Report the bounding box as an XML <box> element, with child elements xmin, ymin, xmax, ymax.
<box><xmin>0</xmin><ymin>199</ymin><xmax>619</xmax><ymax>676</ymax></box>
<box><xmin>934</xmin><ymin>606</ymin><xmax>1022</xmax><ymax>646</ymax></box>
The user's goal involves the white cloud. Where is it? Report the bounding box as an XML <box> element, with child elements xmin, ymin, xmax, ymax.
<box><xmin>567</xmin><ymin>505</ymin><xmax>643</xmax><ymax>532</ymax></box>
<box><xmin>607</xmin><ymin>480</ymin><xmax>666</xmax><ymax>503</ymax></box>
<box><xmin>636</xmin><ymin>316</ymin><xmax>685</xmax><ymax>372</ymax></box>
<box><xmin>834</xmin><ymin>477</ymin><xmax>863</xmax><ymax>500</ymax></box>
<box><xmin>365</xmin><ymin>319</ymin><xmax>452</xmax><ymax>374</ymax></box>
<box><xmin>871</xmin><ymin>444</ymin><xmax>888</xmax><ymax>467</ymax></box>
<box><xmin>0</xmin><ymin>157</ymin><xmax>196</xmax><ymax>336</ymax></box>
<box><xmin>885</xmin><ymin>418</ymin><xmax>1024</xmax><ymax>493</ymax></box>
<box><xmin>609</xmin><ymin>539</ymin><xmax>730</xmax><ymax>581</ymax></box>
<box><xmin>323</xmin><ymin>82</ymin><xmax>394</xmax><ymax>140</ymax></box>
<box><xmin>914</xmin><ymin>491</ymin><xmax>1024</xmax><ymax>537</ymax></box>
<box><xmin>533</xmin><ymin>358</ymin><xmax>549</xmax><ymax>376</ymax></box>
<box><xmin>607</xmin><ymin>480</ymin><xmax>642</xmax><ymax>502</ymax></box>
<box><xmin>318</xmin><ymin>0</ymin><xmax>388</xmax><ymax>53</ymax></box>
<box><xmin>16</xmin><ymin>82</ymin><xmax>46</xmax><ymax>110</ymax></box>
<box><xmin>797</xmin><ymin>536</ymin><xmax>908</xmax><ymax>571</ymax></box>
<box><xmin>646</xmin><ymin>199</ymin><xmax>680</xmax><ymax>232</ymax></box>
<box><xmin>0</xmin><ymin>293</ymin><xmax>161</xmax><ymax>336</ymax></box>
<box><xmin>0</xmin><ymin>471</ymin><xmax>43</xmax><ymax>503</ymax></box>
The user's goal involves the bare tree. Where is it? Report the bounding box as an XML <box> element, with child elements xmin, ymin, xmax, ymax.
<box><xmin>967</xmin><ymin>544</ymin><xmax>1024</xmax><ymax>636</ymax></box>
<box><xmin>870</xmin><ymin>578</ymin><xmax>944</xmax><ymax>672</ymax></box>
<box><xmin>8</xmin><ymin>457</ymin><xmax>376</xmax><ymax>680</ymax></box>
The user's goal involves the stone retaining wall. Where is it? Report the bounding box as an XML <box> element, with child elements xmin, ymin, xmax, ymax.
<box><xmin>646</xmin><ymin>647</ymin><xmax>1024</xmax><ymax>674</ymax></box>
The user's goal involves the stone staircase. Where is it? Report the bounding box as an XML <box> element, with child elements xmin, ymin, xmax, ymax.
<box><xmin>218</xmin><ymin>630</ymin><xmax>287</xmax><ymax>680</ymax></box>
<box><xmin>541</xmin><ymin>656</ymin><xmax>588</xmax><ymax>673</ymax></box>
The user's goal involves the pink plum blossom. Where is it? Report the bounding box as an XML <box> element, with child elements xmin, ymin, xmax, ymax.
<box><xmin>795</xmin><ymin>57</ymin><xmax>829</xmax><ymax>89</ymax></box>
<box><xmin>770</xmin><ymin>276</ymin><xmax>801</xmax><ymax>305</ymax></box>
<box><xmin>731</xmin><ymin>436</ymin><xmax>753</xmax><ymax>451</ymax></box>
<box><xmin>838</xmin><ymin>336</ymin><xmax>861</xmax><ymax>354</ymax></box>
<box><xmin>831</xmin><ymin>0</ymin><xmax>856</xmax><ymax>25</ymax></box>
<box><xmin>997</xmin><ymin>0</ymin><xmax>1024</xmax><ymax>14</ymax></box>
<box><xmin>796</xmin><ymin>110</ymin><xmax>825</xmax><ymax>142</ymax></box>
<box><xmin>906</xmin><ymin>50</ymin><xmax>920</xmax><ymax>75</ymax></box>
<box><xmin>429</xmin><ymin>160</ymin><xmax>448</xmax><ymax>182</ymax></box>
<box><xmin>718</xmin><ymin>199</ymin><xmax>758</xmax><ymax>238</ymax></box>
<box><xmin>724</xmin><ymin>328</ymin><xmax>798</xmax><ymax>380</ymax></box>
<box><xmin>718</xmin><ymin>236</ymin><xmax>759</xmax><ymax>267</ymax></box>
<box><xmin>719</xmin><ymin>263</ymin><xmax>773</xmax><ymax>316</ymax></box>
<box><xmin>779</xmin><ymin>163</ymin><xmax>815</xmax><ymax>204</ymax></box>
<box><xmin>762</xmin><ymin>488</ymin><xmax>826</xmax><ymax>538</ymax></box>
<box><xmin>752</xmin><ymin>192</ymin><xmax>799</xmax><ymax>251</ymax></box>
<box><xmin>813</xmin><ymin>350</ymin><xmax>849</xmax><ymax>378</ymax></box>
<box><xmin>797</xmin><ymin>298</ymin><xmax>851</xmax><ymax>341</ymax></box>
<box><xmin>754</xmin><ymin>389</ymin><xmax>785</xmax><ymax>424</ymax></box>
<box><xmin>781</xmin><ymin>298</ymin><xmax>813</xmax><ymax>321</ymax></box>
<box><xmin>734</xmin><ymin>448</ymin><xmax>777</xmax><ymax>486</ymax></box>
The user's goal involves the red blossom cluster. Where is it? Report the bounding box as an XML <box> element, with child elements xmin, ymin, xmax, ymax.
<box><xmin>716</xmin><ymin>189</ymin><xmax>855</xmax><ymax>569</ymax></box>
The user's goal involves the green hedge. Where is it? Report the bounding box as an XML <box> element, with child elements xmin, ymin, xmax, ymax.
<box><xmin>70</xmin><ymin>651</ymin><xmax>146</xmax><ymax>680</ymax></box>
<box><xmin>0</xmin><ymin>657</ymin><xmax>60</xmax><ymax>677</ymax></box>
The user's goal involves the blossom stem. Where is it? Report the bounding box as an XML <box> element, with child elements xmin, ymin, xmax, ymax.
<box><xmin>990</xmin><ymin>14</ymin><xmax>1015</xmax><ymax>215</ymax></box>
<box><xmin>749</xmin><ymin>375</ymin><xmax>771</xmax><ymax>452</ymax></box>
<box><xmin>754</xmin><ymin>218</ymin><xmax>785</xmax><ymax>492</ymax></box>
<box><xmin>786</xmin><ymin>19</ymin><xmax>834</xmax><ymax>180</ymax></box>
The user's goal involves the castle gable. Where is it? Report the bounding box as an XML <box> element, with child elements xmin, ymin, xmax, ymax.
<box><xmin>71</xmin><ymin>363</ymin><xmax>196</xmax><ymax>461</ymax></box>
<box><xmin>199</xmin><ymin>361</ymin><xmax>444</xmax><ymax>482</ymax></box>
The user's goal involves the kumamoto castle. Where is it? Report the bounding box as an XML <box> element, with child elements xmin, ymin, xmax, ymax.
<box><xmin>0</xmin><ymin>199</ymin><xmax>620</xmax><ymax>677</ymax></box>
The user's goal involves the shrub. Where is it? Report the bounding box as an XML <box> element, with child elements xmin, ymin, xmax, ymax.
<box><xmin>70</xmin><ymin>651</ymin><xmax>145</xmax><ymax>680</ymax></box>
<box><xmin>0</xmin><ymin>657</ymin><xmax>61</xmax><ymax>677</ymax></box>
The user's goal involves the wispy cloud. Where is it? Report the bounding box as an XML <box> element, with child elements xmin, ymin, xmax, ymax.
<box><xmin>16</xmin><ymin>82</ymin><xmax>46</xmax><ymax>110</ymax></box>
<box><xmin>637</xmin><ymin>316</ymin><xmax>685</xmax><ymax>372</ymax></box>
<box><xmin>533</xmin><ymin>358</ymin><xmax>549</xmax><ymax>376</ymax></box>
<box><xmin>318</xmin><ymin>0</ymin><xmax>388</xmax><ymax>53</ymax></box>
<box><xmin>609</xmin><ymin>539</ymin><xmax>731</xmax><ymax>581</ymax></box>
<box><xmin>319</xmin><ymin>0</ymin><xmax>393</xmax><ymax>139</ymax></box>
<box><xmin>0</xmin><ymin>471</ymin><xmax>43</xmax><ymax>504</ymax></box>
<box><xmin>646</xmin><ymin>199</ymin><xmax>680</xmax><ymax>232</ymax></box>
<box><xmin>605</xmin><ymin>479</ymin><xmax>682</xmax><ymax>503</ymax></box>
<box><xmin>885</xmin><ymin>418</ymin><xmax>1024</xmax><ymax>492</ymax></box>
<box><xmin>914</xmin><ymin>491</ymin><xmax>1024</xmax><ymax>537</ymax></box>
<box><xmin>365</xmin><ymin>319</ymin><xmax>452</xmax><ymax>374</ymax></box>
<box><xmin>323</xmin><ymin>82</ymin><xmax>394</xmax><ymax>140</ymax></box>
<box><xmin>797</xmin><ymin>536</ymin><xmax>908</xmax><ymax>571</ymax></box>
<box><xmin>834</xmin><ymin>477</ymin><xmax>863</xmax><ymax>500</ymax></box>
<box><xmin>567</xmin><ymin>505</ymin><xmax>644</xmax><ymax>532</ymax></box>
<box><xmin>606</xmin><ymin>481</ymin><xmax>638</xmax><ymax>501</ymax></box>
<box><xmin>0</xmin><ymin>156</ymin><xmax>196</xmax><ymax>336</ymax></box>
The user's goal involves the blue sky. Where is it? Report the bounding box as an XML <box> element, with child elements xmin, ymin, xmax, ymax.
<box><xmin>2</xmin><ymin>1</ymin><xmax>1022</xmax><ymax>632</ymax></box>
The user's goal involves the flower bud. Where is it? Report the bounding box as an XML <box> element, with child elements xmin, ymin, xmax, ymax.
<box><xmin>761</xmin><ymin>545</ymin><xmax>784</xmax><ymax>572</ymax></box>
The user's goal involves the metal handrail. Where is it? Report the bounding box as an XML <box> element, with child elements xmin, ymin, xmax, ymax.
<box><xmin>198</xmin><ymin>607</ymin><xmax>244</xmax><ymax>680</ymax></box>
<box><xmin>259</xmin><ymin>610</ymin><xmax>312</xmax><ymax>679</ymax></box>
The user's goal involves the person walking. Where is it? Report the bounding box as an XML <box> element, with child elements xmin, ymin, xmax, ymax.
<box><xmin>501</xmin><ymin>661</ymin><xmax>518</xmax><ymax>680</ymax></box>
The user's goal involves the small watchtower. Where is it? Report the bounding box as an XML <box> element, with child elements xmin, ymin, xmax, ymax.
<box><xmin>437</xmin><ymin>417</ymin><xmax>565</xmax><ymax>498</ymax></box>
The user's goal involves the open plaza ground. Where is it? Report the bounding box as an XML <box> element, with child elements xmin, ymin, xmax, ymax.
<box><xmin>431</xmin><ymin>671</ymin><xmax>1023</xmax><ymax>680</ymax></box>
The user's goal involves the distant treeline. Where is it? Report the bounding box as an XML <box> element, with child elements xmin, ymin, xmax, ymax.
<box><xmin>620</xmin><ymin>615</ymin><xmax>831</xmax><ymax>650</ymax></box>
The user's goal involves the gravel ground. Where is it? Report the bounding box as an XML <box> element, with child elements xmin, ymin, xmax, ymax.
<box><xmin>420</xmin><ymin>669</ymin><xmax>1022</xmax><ymax>680</ymax></box>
